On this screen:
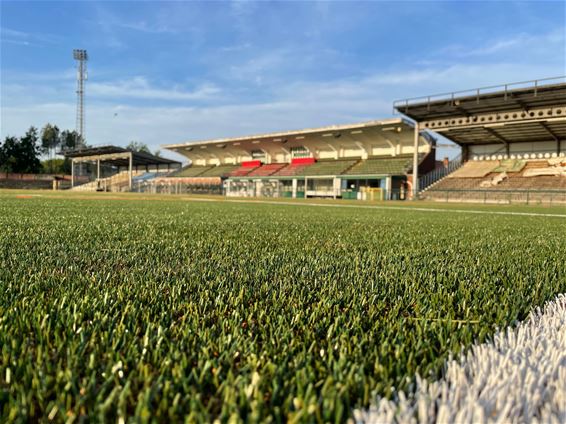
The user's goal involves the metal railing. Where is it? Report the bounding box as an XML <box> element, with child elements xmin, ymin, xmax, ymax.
<box><xmin>470</xmin><ymin>151</ymin><xmax>566</xmax><ymax>160</ymax></box>
<box><xmin>422</xmin><ymin>189</ymin><xmax>566</xmax><ymax>205</ymax></box>
<box><xmin>419</xmin><ymin>154</ymin><xmax>463</xmax><ymax>191</ymax></box>
<box><xmin>393</xmin><ymin>76</ymin><xmax>566</xmax><ymax>113</ymax></box>
<box><xmin>132</xmin><ymin>180</ymin><xmax>223</xmax><ymax>195</ymax></box>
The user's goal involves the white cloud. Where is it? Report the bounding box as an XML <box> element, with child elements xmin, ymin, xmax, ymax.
<box><xmin>0</xmin><ymin>26</ymin><xmax>62</xmax><ymax>46</ymax></box>
<box><xmin>439</xmin><ymin>28</ymin><xmax>565</xmax><ymax>58</ymax></box>
<box><xmin>1</xmin><ymin>28</ymin><xmax>29</xmax><ymax>38</ymax></box>
<box><xmin>88</xmin><ymin>77</ymin><xmax>221</xmax><ymax>101</ymax></box>
<box><xmin>3</xmin><ymin>68</ymin><xmax>77</xmax><ymax>83</ymax></box>
<box><xmin>2</xmin><ymin>39</ymin><xmax>31</xmax><ymax>46</ymax></box>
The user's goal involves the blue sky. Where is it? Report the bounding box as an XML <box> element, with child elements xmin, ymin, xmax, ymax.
<box><xmin>1</xmin><ymin>1</ymin><xmax>565</xmax><ymax>160</ymax></box>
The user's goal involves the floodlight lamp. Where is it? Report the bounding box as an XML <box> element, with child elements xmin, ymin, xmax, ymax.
<box><xmin>73</xmin><ymin>49</ymin><xmax>88</xmax><ymax>61</ymax></box>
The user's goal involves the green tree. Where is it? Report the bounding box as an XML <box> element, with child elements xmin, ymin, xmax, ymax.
<box><xmin>0</xmin><ymin>136</ymin><xmax>19</xmax><ymax>173</ymax></box>
<box><xmin>126</xmin><ymin>141</ymin><xmax>151</xmax><ymax>154</ymax></box>
<box><xmin>0</xmin><ymin>127</ymin><xmax>42</xmax><ymax>173</ymax></box>
<box><xmin>40</xmin><ymin>124</ymin><xmax>61</xmax><ymax>173</ymax></box>
<box><xmin>41</xmin><ymin>158</ymin><xmax>71</xmax><ymax>174</ymax></box>
<box><xmin>60</xmin><ymin>130</ymin><xmax>84</xmax><ymax>152</ymax></box>
<box><xmin>18</xmin><ymin>127</ymin><xmax>42</xmax><ymax>173</ymax></box>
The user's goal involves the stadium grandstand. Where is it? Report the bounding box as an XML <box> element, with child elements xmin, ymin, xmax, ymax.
<box><xmin>63</xmin><ymin>145</ymin><xmax>180</xmax><ymax>192</ymax></box>
<box><xmin>63</xmin><ymin>76</ymin><xmax>566</xmax><ymax>204</ymax></box>
<box><xmin>161</xmin><ymin>118</ymin><xmax>435</xmax><ymax>200</ymax></box>
<box><xmin>394</xmin><ymin>76</ymin><xmax>566</xmax><ymax>203</ymax></box>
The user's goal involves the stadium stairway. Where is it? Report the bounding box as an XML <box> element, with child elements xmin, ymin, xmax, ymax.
<box><xmin>419</xmin><ymin>155</ymin><xmax>464</xmax><ymax>191</ymax></box>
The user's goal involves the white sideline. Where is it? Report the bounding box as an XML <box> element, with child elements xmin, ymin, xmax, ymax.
<box><xmin>354</xmin><ymin>294</ymin><xmax>566</xmax><ymax>424</ymax></box>
<box><xmin>185</xmin><ymin>197</ymin><xmax>566</xmax><ymax>218</ymax></box>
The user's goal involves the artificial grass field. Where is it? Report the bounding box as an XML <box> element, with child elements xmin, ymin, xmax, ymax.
<box><xmin>1</xmin><ymin>192</ymin><xmax>565</xmax><ymax>422</ymax></box>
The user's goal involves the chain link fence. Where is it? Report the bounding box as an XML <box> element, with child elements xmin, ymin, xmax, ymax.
<box><xmin>423</xmin><ymin>189</ymin><xmax>566</xmax><ymax>205</ymax></box>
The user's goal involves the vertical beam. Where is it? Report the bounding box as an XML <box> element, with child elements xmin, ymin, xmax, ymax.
<box><xmin>97</xmin><ymin>159</ymin><xmax>100</xmax><ymax>180</ymax></box>
<box><xmin>462</xmin><ymin>145</ymin><xmax>469</xmax><ymax>162</ymax></box>
<box><xmin>385</xmin><ymin>176</ymin><xmax>392</xmax><ymax>200</ymax></box>
<box><xmin>128</xmin><ymin>152</ymin><xmax>133</xmax><ymax>190</ymax></box>
<box><xmin>71</xmin><ymin>158</ymin><xmax>75</xmax><ymax>187</ymax></box>
<box><xmin>412</xmin><ymin>123</ymin><xmax>419</xmax><ymax>199</ymax></box>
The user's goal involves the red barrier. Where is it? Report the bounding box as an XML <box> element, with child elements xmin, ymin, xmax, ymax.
<box><xmin>291</xmin><ymin>157</ymin><xmax>315</xmax><ymax>165</ymax></box>
<box><xmin>241</xmin><ymin>160</ymin><xmax>262</xmax><ymax>167</ymax></box>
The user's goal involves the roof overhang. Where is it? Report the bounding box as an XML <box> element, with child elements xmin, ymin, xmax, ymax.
<box><xmin>162</xmin><ymin>118</ymin><xmax>422</xmax><ymax>162</ymax></box>
<box><xmin>393</xmin><ymin>77</ymin><xmax>566</xmax><ymax>147</ymax></box>
<box><xmin>63</xmin><ymin>145</ymin><xmax>181</xmax><ymax>167</ymax></box>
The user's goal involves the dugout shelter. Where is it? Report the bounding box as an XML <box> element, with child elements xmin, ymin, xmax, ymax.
<box><xmin>64</xmin><ymin>145</ymin><xmax>181</xmax><ymax>191</ymax></box>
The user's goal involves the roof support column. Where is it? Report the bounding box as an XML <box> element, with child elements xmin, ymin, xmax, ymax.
<box><xmin>412</xmin><ymin>123</ymin><xmax>419</xmax><ymax>199</ymax></box>
<box><xmin>71</xmin><ymin>158</ymin><xmax>75</xmax><ymax>188</ymax></box>
<box><xmin>128</xmin><ymin>152</ymin><xmax>133</xmax><ymax>191</ymax></box>
<box><xmin>292</xmin><ymin>179</ymin><xmax>297</xmax><ymax>198</ymax></box>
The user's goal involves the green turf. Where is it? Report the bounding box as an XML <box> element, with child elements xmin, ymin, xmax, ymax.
<box><xmin>1</xmin><ymin>194</ymin><xmax>565</xmax><ymax>422</ymax></box>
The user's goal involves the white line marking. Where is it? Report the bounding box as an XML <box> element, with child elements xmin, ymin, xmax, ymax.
<box><xmin>355</xmin><ymin>294</ymin><xmax>566</xmax><ymax>423</ymax></box>
<box><xmin>183</xmin><ymin>197</ymin><xmax>566</xmax><ymax>218</ymax></box>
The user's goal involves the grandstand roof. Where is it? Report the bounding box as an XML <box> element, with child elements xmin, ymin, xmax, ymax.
<box><xmin>64</xmin><ymin>145</ymin><xmax>180</xmax><ymax>167</ymax></box>
<box><xmin>394</xmin><ymin>77</ymin><xmax>566</xmax><ymax>146</ymax></box>
<box><xmin>162</xmin><ymin>118</ymin><xmax>424</xmax><ymax>163</ymax></box>
<box><xmin>394</xmin><ymin>77</ymin><xmax>566</xmax><ymax>121</ymax></box>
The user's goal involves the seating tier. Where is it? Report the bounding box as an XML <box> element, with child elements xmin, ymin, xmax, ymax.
<box><xmin>170</xmin><ymin>165</ymin><xmax>213</xmax><ymax>177</ymax></box>
<box><xmin>345</xmin><ymin>155</ymin><xmax>411</xmax><ymax>176</ymax></box>
<box><xmin>198</xmin><ymin>165</ymin><xmax>239</xmax><ymax>177</ymax></box>
<box><xmin>247</xmin><ymin>163</ymin><xmax>286</xmax><ymax>177</ymax></box>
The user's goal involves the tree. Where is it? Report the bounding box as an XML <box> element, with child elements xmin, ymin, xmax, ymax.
<box><xmin>0</xmin><ymin>127</ymin><xmax>42</xmax><ymax>174</ymax></box>
<box><xmin>0</xmin><ymin>136</ymin><xmax>19</xmax><ymax>173</ymax></box>
<box><xmin>18</xmin><ymin>127</ymin><xmax>42</xmax><ymax>173</ymax></box>
<box><xmin>126</xmin><ymin>141</ymin><xmax>151</xmax><ymax>154</ymax></box>
<box><xmin>60</xmin><ymin>130</ymin><xmax>84</xmax><ymax>152</ymax></box>
<box><xmin>41</xmin><ymin>158</ymin><xmax>70</xmax><ymax>174</ymax></box>
<box><xmin>41</xmin><ymin>124</ymin><xmax>60</xmax><ymax>173</ymax></box>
